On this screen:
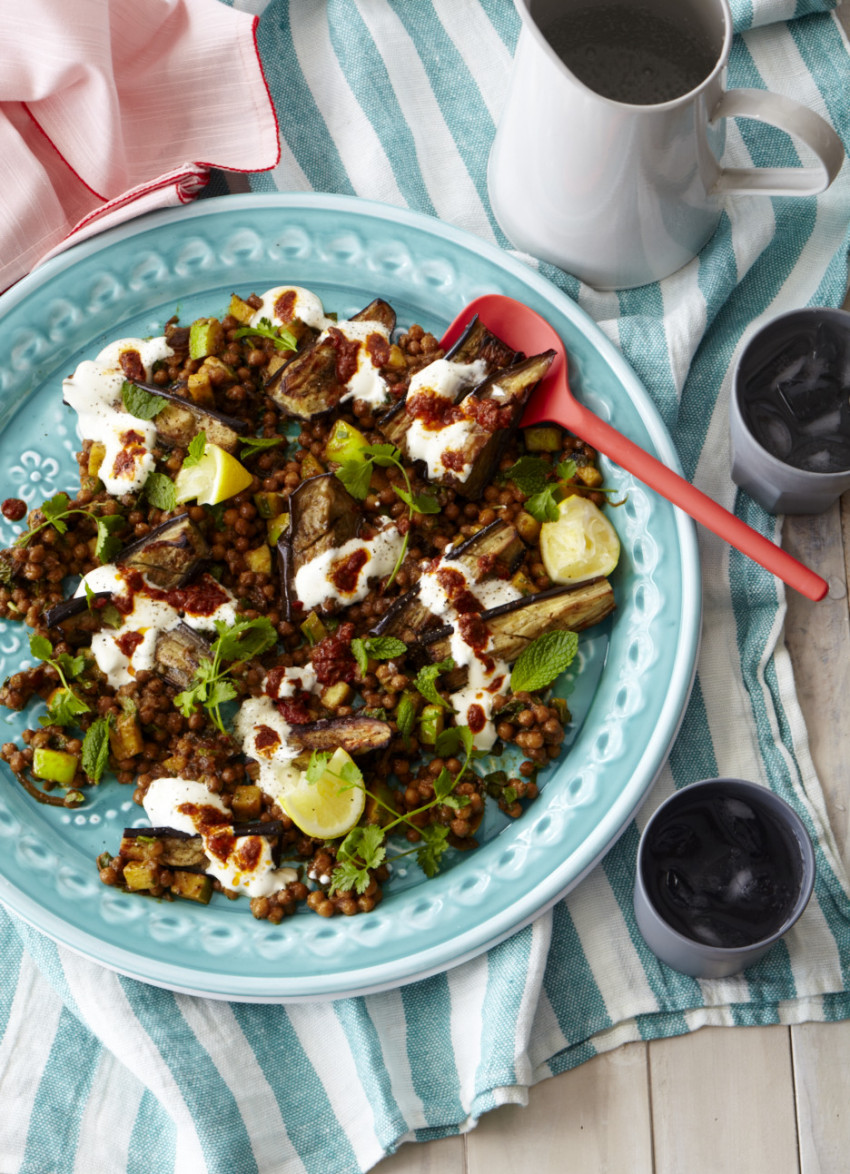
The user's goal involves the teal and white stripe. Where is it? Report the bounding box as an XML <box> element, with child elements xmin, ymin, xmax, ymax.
<box><xmin>3</xmin><ymin>1</ymin><xmax>850</xmax><ymax>1171</ymax></box>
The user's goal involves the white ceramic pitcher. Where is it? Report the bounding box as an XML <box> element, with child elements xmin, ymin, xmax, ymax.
<box><xmin>488</xmin><ymin>0</ymin><xmax>845</xmax><ymax>289</ymax></box>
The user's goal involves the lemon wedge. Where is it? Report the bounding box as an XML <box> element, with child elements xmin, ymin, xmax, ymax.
<box><xmin>539</xmin><ymin>495</ymin><xmax>620</xmax><ymax>584</ymax></box>
<box><xmin>279</xmin><ymin>748</ymin><xmax>365</xmax><ymax>839</ymax></box>
<box><xmin>174</xmin><ymin>444</ymin><xmax>253</xmax><ymax>506</ymax></box>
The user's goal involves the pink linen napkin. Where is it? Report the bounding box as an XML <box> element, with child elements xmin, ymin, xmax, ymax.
<box><xmin>0</xmin><ymin>0</ymin><xmax>280</xmax><ymax>292</ymax></box>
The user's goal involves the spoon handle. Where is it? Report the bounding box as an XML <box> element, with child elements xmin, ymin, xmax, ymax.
<box><xmin>570</xmin><ymin>406</ymin><xmax>828</xmax><ymax>601</ymax></box>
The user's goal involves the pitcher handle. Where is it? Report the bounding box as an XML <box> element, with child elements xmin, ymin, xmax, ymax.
<box><xmin>710</xmin><ymin>89</ymin><xmax>844</xmax><ymax>196</ymax></box>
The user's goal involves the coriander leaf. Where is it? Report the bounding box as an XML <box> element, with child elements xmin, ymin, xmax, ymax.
<box><xmin>395</xmin><ymin>694</ymin><xmax>417</xmax><ymax>746</ymax></box>
<box><xmin>392</xmin><ymin>486</ymin><xmax>441</xmax><ymax>515</ymax></box>
<box><xmin>41</xmin><ymin>687</ymin><xmax>90</xmax><ymax>728</ymax></box>
<box><xmin>306</xmin><ymin>750</ymin><xmax>333</xmax><ymax>784</ymax></box>
<box><xmin>338</xmin><ymin>824</ymin><xmax>386</xmax><ymax>870</ymax></box>
<box><xmin>350</xmin><ymin>637</ymin><xmax>369</xmax><ymax>677</ymax></box>
<box><xmin>233</xmin><ymin>319</ymin><xmax>297</xmax><ymax>352</ymax></box>
<box><xmin>509</xmin><ymin>629</ymin><xmax>580</xmax><ymax>693</ymax></box>
<box><xmin>40</xmin><ymin>492</ymin><xmax>72</xmax><ymax>531</ymax></box>
<box><xmin>182</xmin><ymin>431</ymin><xmax>207</xmax><ymax>469</ymax></box>
<box><xmin>434</xmin><ymin>727</ymin><xmax>463</xmax><ymax>759</ymax></box>
<box><xmin>95</xmin><ymin>514</ymin><xmax>125</xmax><ymax>563</ymax></box>
<box><xmin>81</xmin><ymin>714</ymin><xmax>113</xmax><ymax>783</ymax></box>
<box><xmin>206</xmin><ymin>679</ymin><xmax>238</xmax><ymax>710</ymax></box>
<box><xmin>335</xmin><ymin>459</ymin><xmax>372</xmax><ymax>501</ymax></box>
<box><xmin>239</xmin><ymin>435</ymin><xmax>285</xmax><ymax>460</ymax></box>
<box><xmin>335</xmin><ymin>757</ymin><xmax>365</xmax><ymax>792</ymax></box>
<box><xmin>413</xmin><ymin>657</ymin><xmax>455</xmax><ymax>709</ymax></box>
<box><xmin>144</xmin><ymin>472</ymin><xmax>177</xmax><ymax>512</ymax></box>
<box><xmin>432</xmin><ymin>767</ymin><xmax>456</xmax><ymax>804</ymax></box>
<box><xmin>556</xmin><ymin>458</ymin><xmax>578</xmax><ymax>481</ymax></box>
<box><xmin>361</xmin><ymin>442</ymin><xmax>399</xmax><ymax>467</ymax></box>
<box><xmin>55</xmin><ymin>651</ymin><xmax>86</xmax><ymax>680</ymax></box>
<box><xmin>29</xmin><ymin>633</ymin><xmax>53</xmax><ymax>663</ymax></box>
<box><xmin>363</xmin><ymin>636</ymin><xmax>407</xmax><ymax>661</ymax></box>
<box><xmin>504</xmin><ymin>455</ymin><xmax>553</xmax><ymax>497</ymax></box>
<box><xmin>329</xmin><ymin>858</ymin><xmax>371</xmax><ymax>896</ymax></box>
<box><xmin>525</xmin><ymin>485</ymin><xmax>561</xmax><ymax>524</ymax></box>
<box><xmin>121</xmin><ymin>381</ymin><xmax>167</xmax><ymax>421</ymax></box>
<box><xmin>503</xmin><ymin>785</ymin><xmax>518</xmax><ymax>806</ymax></box>
<box><xmin>213</xmin><ymin>615</ymin><xmax>277</xmax><ymax>662</ymax></box>
<box><xmin>416</xmin><ymin>824</ymin><xmax>451</xmax><ymax>878</ymax></box>
<box><xmin>101</xmin><ymin>605</ymin><xmax>123</xmax><ymax>629</ymax></box>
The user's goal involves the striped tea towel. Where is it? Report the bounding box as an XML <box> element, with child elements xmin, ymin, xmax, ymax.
<box><xmin>2</xmin><ymin>2</ymin><xmax>850</xmax><ymax>1173</ymax></box>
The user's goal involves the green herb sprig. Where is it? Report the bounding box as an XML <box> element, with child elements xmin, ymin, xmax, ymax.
<box><xmin>16</xmin><ymin>492</ymin><xmax>125</xmax><ymax>563</ymax></box>
<box><xmin>174</xmin><ymin>615</ymin><xmax>277</xmax><ymax>733</ymax></box>
<box><xmin>28</xmin><ymin>634</ymin><xmax>90</xmax><ymax>728</ymax></box>
<box><xmin>349</xmin><ymin>635</ymin><xmax>407</xmax><ymax>677</ymax></box>
<box><xmin>81</xmin><ymin>714</ymin><xmax>113</xmax><ymax>784</ymax></box>
<box><xmin>509</xmin><ymin>629</ymin><xmax>579</xmax><ymax>693</ymax></box>
<box><xmin>335</xmin><ymin>442</ymin><xmax>439</xmax><ymax>587</ymax></box>
<box><xmin>232</xmin><ymin>317</ymin><xmax>298</xmax><ymax>353</ymax></box>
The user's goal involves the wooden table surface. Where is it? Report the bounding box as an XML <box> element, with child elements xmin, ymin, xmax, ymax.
<box><xmin>374</xmin><ymin>12</ymin><xmax>850</xmax><ymax>1171</ymax></box>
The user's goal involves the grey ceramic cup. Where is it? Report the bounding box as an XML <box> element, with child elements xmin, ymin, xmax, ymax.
<box><xmin>730</xmin><ymin>307</ymin><xmax>850</xmax><ymax>515</ymax></box>
<box><xmin>633</xmin><ymin>778</ymin><xmax>815</xmax><ymax>979</ymax></box>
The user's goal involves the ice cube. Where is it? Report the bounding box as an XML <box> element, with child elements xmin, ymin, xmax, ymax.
<box><xmin>746</xmin><ymin>399</ymin><xmax>794</xmax><ymax>461</ymax></box>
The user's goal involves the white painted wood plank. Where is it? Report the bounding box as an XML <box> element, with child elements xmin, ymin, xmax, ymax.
<box><xmin>466</xmin><ymin>1044</ymin><xmax>653</xmax><ymax>1174</ymax></box>
<box><xmin>650</xmin><ymin>1027</ymin><xmax>799</xmax><ymax>1174</ymax></box>
<box><xmin>372</xmin><ymin>1135</ymin><xmax>464</xmax><ymax>1174</ymax></box>
<box><xmin>793</xmin><ymin>1020</ymin><xmax>850</xmax><ymax>1174</ymax></box>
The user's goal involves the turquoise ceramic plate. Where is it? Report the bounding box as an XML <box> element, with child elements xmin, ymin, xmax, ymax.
<box><xmin>0</xmin><ymin>194</ymin><xmax>700</xmax><ymax>1000</ymax></box>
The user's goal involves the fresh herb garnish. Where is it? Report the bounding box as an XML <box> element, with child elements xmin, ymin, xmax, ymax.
<box><xmin>503</xmin><ymin>455</ymin><xmax>553</xmax><ymax>497</ymax></box>
<box><xmin>503</xmin><ymin>456</ymin><xmax>582</xmax><ymax>523</ymax></box>
<box><xmin>81</xmin><ymin>714</ymin><xmax>113</xmax><ymax>784</ymax></box>
<box><xmin>509</xmin><ymin>629</ymin><xmax>579</xmax><ymax>693</ymax></box>
<box><xmin>413</xmin><ymin>656</ymin><xmax>455</xmax><ymax>710</ymax></box>
<box><xmin>29</xmin><ymin>634</ymin><xmax>90</xmax><ymax>729</ymax></box>
<box><xmin>327</xmin><ymin>724</ymin><xmax>477</xmax><ymax>894</ymax></box>
<box><xmin>350</xmin><ymin>635</ymin><xmax>408</xmax><ymax>676</ymax></box>
<box><xmin>15</xmin><ymin>492</ymin><xmax>126</xmax><ymax>560</ymax></box>
<box><xmin>395</xmin><ymin>693</ymin><xmax>417</xmax><ymax>747</ymax></box>
<box><xmin>239</xmin><ymin>435</ymin><xmax>286</xmax><ymax>460</ymax></box>
<box><xmin>525</xmin><ymin>485</ymin><xmax>562</xmax><ymax>524</ymax></box>
<box><xmin>182</xmin><ymin>431</ymin><xmax>207</xmax><ymax>469</ymax></box>
<box><xmin>335</xmin><ymin>442</ymin><xmax>440</xmax><ymax>587</ymax></box>
<box><xmin>232</xmin><ymin>317</ymin><xmax>298</xmax><ymax>353</ymax></box>
<box><xmin>174</xmin><ymin>615</ymin><xmax>277</xmax><ymax>733</ymax></box>
<box><xmin>143</xmin><ymin>472</ymin><xmax>177</xmax><ymax>512</ymax></box>
<box><xmin>120</xmin><ymin>381</ymin><xmax>167</xmax><ymax>421</ymax></box>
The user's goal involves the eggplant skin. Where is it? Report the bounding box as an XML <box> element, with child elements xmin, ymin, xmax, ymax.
<box><xmin>124</xmin><ymin>380</ymin><xmax>244</xmax><ymax>455</ymax></box>
<box><xmin>116</xmin><ymin>513</ymin><xmax>208</xmax><ymax>589</ymax></box>
<box><xmin>278</xmin><ymin>474</ymin><xmax>362</xmax><ymax>621</ymax></box>
<box><xmin>44</xmin><ymin>591</ymin><xmax>111</xmax><ymax>632</ymax></box>
<box><xmin>287</xmin><ymin>716</ymin><xmax>392</xmax><ymax>756</ymax></box>
<box><xmin>270</xmin><ymin>299</ymin><xmax>397</xmax><ymax>420</ymax></box>
<box><xmin>153</xmin><ymin>623</ymin><xmax>213</xmax><ymax>689</ymax></box>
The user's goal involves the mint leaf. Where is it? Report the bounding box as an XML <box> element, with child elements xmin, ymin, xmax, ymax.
<box><xmin>395</xmin><ymin>694</ymin><xmax>417</xmax><ymax>746</ymax></box>
<box><xmin>504</xmin><ymin>455</ymin><xmax>553</xmax><ymax>497</ymax></box>
<box><xmin>182</xmin><ymin>431</ymin><xmax>207</xmax><ymax>469</ymax></box>
<box><xmin>413</xmin><ymin>656</ymin><xmax>454</xmax><ymax>709</ymax></box>
<box><xmin>335</xmin><ymin>460</ymin><xmax>372</xmax><ymax>501</ymax></box>
<box><xmin>144</xmin><ymin>472</ymin><xmax>177</xmax><ymax>512</ymax></box>
<box><xmin>121</xmin><ymin>381</ymin><xmax>167</xmax><ymax>421</ymax></box>
<box><xmin>350</xmin><ymin>638</ymin><xmax>369</xmax><ymax>677</ymax></box>
<box><xmin>525</xmin><ymin>485</ymin><xmax>561</xmax><ymax>524</ymax></box>
<box><xmin>81</xmin><ymin>714</ymin><xmax>113</xmax><ymax>783</ymax></box>
<box><xmin>239</xmin><ymin>435</ymin><xmax>285</xmax><ymax>460</ymax></box>
<box><xmin>363</xmin><ymin>636</ymin><xmax>407</xmax><ymax>661</ymax></box>
<box><xmin>509</xmin><ymin>629</ymin><xmax>579</xmax><ymax>693</ymax></box>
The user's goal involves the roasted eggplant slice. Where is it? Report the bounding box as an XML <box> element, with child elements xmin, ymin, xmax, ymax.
<box><xmin>287</xmin><ymin>715</ymin><xmax>392</xmax><ymax>755</ymax></box>
<box><xmin>378</xmin><ymin>314</ymin><xmax>519</xmax><ymax>450</ymax></box>
<box><xmin>44</xmin><ymin>592</ymin><xmax>111</xmax><ymax>633</ymax></box>
<box><xmin>370</xmin><ymin>519</ymin><xmax>525</xmax><ymax>640</ymax></box>
<box><xmin>117</xmin><ymin>513</ymin><xmax>208</xmax><ymax>589</ymax></box>
<box><xmin>269</xmin><ymin>299</ymin><xmax>397</xmax><ymax>419</ymax></box>
<box><xmin>278</xmin><ymin>474</ymin><xmax>362</xmax><ymax>620</ymax></box>
<box><xmin>153</xmin><ymin>622</ymin><xmax>213</xmax><ymax>689</ymax></box>
<box><xmin>83</xmin><ymin>379</ymin><xmax>244</xmax><ymax>455</ymax></box>
<box><xmin>421</xmin><ymin>578</ymin><xmax>616</xmax><ymax>687</ymax></box>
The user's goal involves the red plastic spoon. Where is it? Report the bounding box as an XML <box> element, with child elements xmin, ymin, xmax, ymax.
<box><xmin>441</xmin><ymin>294</ymin><xmax>828</xmax><ymax>602</ymax></box>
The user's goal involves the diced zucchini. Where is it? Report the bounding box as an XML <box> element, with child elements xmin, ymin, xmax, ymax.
<box><xmin>186</xmin><ymin>370</ymin><xmax>216</xmax><ymax>408</ymax></box>
<box><xmin>266</xmin><ymin>512</ymin><xmax>290</xmax><ymax>545</ymax></box>
<box><xmin>418</xmin><ymin>704</ymin><xmax>444</xmax><ymax>746</ymax></box>
<box><xmin>551</xmin><ymin>697</ymin><xmax>571</xmax><ymax>725</ymax></box>
<box><xmin>88</xmin><ymin>442</ymin><xmax>106</xmax><ymax>478</ymax></box>
<box><xmin>245</xmin><ymin>545</ymin><xmax>272</xmax><ymax>575</ymax></box>
<box><xmin>33</xmin><ymin>748</ymin><xmax>79</xmax><ymax>787</ymax></box>
<box><xmin>188</xmin><ymin>318</ymin><xmax>224</xmax><ymax>360</ymax></box>
<box><xmin>386</xmin><ymin>344</ymin><xmax>406</xmax><ymax>370</ymax></box>
<box><xmin>523</xmin><ymin>425</ymin><xmax>563</xmax><ymax>452</ymax></box>
<box><xmin>231</xmin><ymin>784</ymin><xmax>263</xmax><ymax>822</ymax></box>
<box><xmin>300</xmin><ymin>611</ymin><xmax>327</xmax><ymax>646</ymax></box>
<box><xmin>170</xmin><ymin>872</ymin><xmax>213</xmax><ymax>904</ymax></box>
<box><xmin>228</xmin><ymin>294</ymin><xmax>256</xmax><ymax>325</ymax></box>
<box><xmin>122</xmin><ymin>859</ymin><xmax>159</xmax><ymax>891</ymax></box>
<box><xmin>109</xmin><ymin>713</ymin><xmax>143</xmax><ymax>760</ymax></box>
<box><xmin>321</xmin><ymin>682</ymin><xmax>354</xmax><ymax>710</ymax></box>
<box><xmin>575</xmin><ymin>464</ymin><xmax>603</xmax><ymax>489</ymax></box>
<box><xmin>514</xmin><ymin>510</ymin><xmax>541</xmax><ymax>544</ymax></box>
<box><xmin>325</xmin><ymin>419</ymin><xmax>369</xmax><ymax>465</ymax></box>
<box><xmin>300</xmin><ymin>452</ymin><xmax>326</xmax><ymax>478</ymax></box>
<box><xmin>254</xmin><ymin>491</ymin><xmax>287</xmax><ymax>519</ymax></box>
<box><xmin>510</xmin><ymin>568</ymin><xmax>536</xmax><ymax>596</ymax></box>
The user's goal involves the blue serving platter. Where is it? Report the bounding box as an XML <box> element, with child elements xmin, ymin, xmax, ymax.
<box><xmin>0</xmin><ymin>194</ymin><xmax>701</xmax><ymax>1000</ymax></box>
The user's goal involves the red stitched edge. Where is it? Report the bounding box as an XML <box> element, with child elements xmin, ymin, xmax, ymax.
<box><xmin>21</xmin><ymin>104</ymin><xmax>107</xmax><ymax>201</ymax></box>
